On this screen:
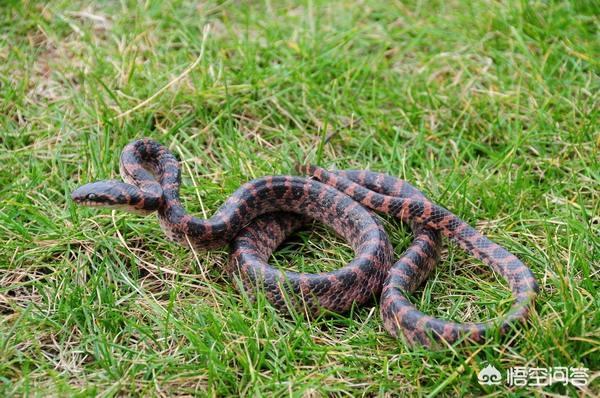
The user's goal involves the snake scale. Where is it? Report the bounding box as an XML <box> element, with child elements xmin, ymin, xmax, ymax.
<box><xmin>72</xmin><ymin>138</ymin><xmax>538</xmax><ymax>346</ymax></box>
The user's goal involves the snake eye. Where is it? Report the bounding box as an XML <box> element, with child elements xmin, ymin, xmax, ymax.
<box><xmin>87</xmin><ymin>193</ymin><xmax>97</xmax><ymax>200</ymax></box>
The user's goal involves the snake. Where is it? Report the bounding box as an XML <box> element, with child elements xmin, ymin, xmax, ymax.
<box><xmin>71</xmin><ymin>138</ymin><xmax>538</xmax><ymax>346</ymax></box>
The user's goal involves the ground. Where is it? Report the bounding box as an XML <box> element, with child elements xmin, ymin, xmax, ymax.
<box><xmin>0</xmin><ymin>0</ymin><xmax>598</xmax><ymax>396</ymax></box>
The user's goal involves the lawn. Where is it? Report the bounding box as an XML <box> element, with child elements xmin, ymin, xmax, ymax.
<box><xmin>1</xmin><ymin>0</ymin><xmax>598</xmax><ymax>396</ymax></box>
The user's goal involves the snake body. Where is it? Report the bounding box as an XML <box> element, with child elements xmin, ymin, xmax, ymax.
<box><xmin>72</xmin><ymin>138</ymin><xmax>538</xmax><ymax>346</ymax></box>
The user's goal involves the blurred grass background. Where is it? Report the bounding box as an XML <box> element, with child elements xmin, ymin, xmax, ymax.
<box><xmin>0</xmin><ymin>0</ymin><xmax>598</xmax><ymax>396</ymax></box>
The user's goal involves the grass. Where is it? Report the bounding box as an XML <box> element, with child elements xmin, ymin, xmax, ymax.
<box><xmin>0</xmin><ymin>0</ymin><xmax>598</xmax><ymax>396</ymax></box>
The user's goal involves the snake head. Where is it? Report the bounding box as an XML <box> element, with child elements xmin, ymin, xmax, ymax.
<box><xmin>71</xmin><ymin>180</ymin><xmax>160</xmax><ymax>214</ymax></box>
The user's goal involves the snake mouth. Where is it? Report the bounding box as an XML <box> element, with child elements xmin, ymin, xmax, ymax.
<box><xmin>74</xmin><ymin>200</ymin><xmax>105</xmax><ymax>207</ymax></box>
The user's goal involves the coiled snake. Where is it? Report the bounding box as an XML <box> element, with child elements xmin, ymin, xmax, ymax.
<box><xmin>72</xmin><ymin>138</ymin><xmax>538</xmax><ymax>346</ymax></box>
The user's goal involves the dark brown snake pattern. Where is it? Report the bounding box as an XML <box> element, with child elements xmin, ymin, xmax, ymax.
<box><xmin>72</xmin><ymin>138</ymin><xmax>539</xmax><ymax>346</ymax></box>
